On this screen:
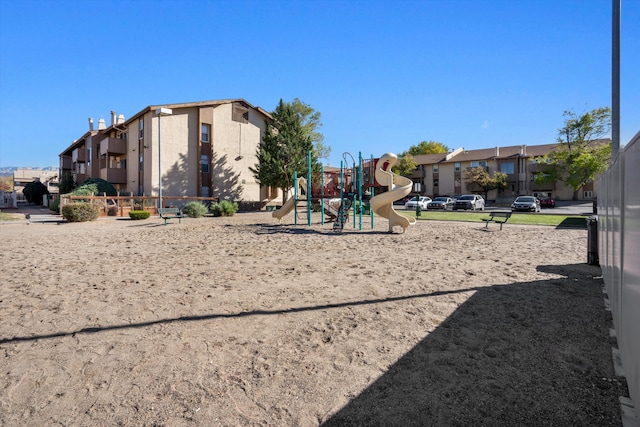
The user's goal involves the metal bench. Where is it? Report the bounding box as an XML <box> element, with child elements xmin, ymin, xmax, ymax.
<box><xmin>482</xmin><ymin>211</ymin><xmax>512</xmax><ymax>230</ymax></box>
<box><xmin>158</xmin><ymin>207</ymin><xmax>184</xmax><ymax>225</ymax></box>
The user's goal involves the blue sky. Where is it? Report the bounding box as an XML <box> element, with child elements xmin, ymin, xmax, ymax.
<box><xmin>0</xmin><ymin>0</ymin><xmax>638</xmax><ymax>168</ymax></box>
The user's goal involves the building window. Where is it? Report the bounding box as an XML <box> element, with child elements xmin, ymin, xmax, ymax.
<box><xmin>87</xmin><ymin>147</ymin><xmax>91</xmax><ymax>167</ymax></box>
<box><xmin>584</xmin><ymin>191</ymin><xmax>593</xmax><ymax>199</ymax></box>
<box><xmin>139</xmin><ymin>154</ymin><xmax>143</xmax><ymax>171</ymax></box>
<box><xmin>454</xmin><ymin>163</ymin><xmax>460</xmax><ymax>172</ymax></box>
<box><xmin>201</xmin><ymin>155</ymin><xmax>209</xmax><ymax>173</ymax></box>
<box><xmin>471</xmin><ymin>161</ymin><xmax>487</xmax><ymax>168</ymax></box>
<box><xmin>201</xmin><ymin>124</ymin><xmax>210</xmax><ymax>143</ymax></box>
<box><xmin>433</xmin><ymin>178</ymin><xmax>439</xmax><ymax>187</ymax></box>
<box><xmin>433</xmin><ymin>164</ymin><xmax>439</xmax><ymax>173</ymax></box>
<box><xmin>138</xmin><ymin>119</ymin><xmax>144</xmax><ymax>138</ymax></box>
<box><xmin>201</xmin><ymin>186</ymin><xmax>210</xmax><ymax>197</ymax></box>
<box><xmin>500</xmin><ymin>162</ymin><xmax>514</xmax><ymax>174</ymax></box>
<box><xmin>232</xmin><ymin>103</ymin><xmax>249</xmax><ymax>123</ymax></box>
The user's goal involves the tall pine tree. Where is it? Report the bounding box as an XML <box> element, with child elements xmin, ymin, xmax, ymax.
<box><xmin>251</xmin><ymin>99</ymin><xmax>320</xmax><ymax>203</ymax></box>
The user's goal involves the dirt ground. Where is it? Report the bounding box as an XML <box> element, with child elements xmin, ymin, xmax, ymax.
<box><xmin>0</xmin><ymin>211</ymin><xmax>628</xmax><ymax>426</ymax></box>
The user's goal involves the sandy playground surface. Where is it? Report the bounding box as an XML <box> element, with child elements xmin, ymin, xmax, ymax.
<box><xmin>0</xmin><ymin>210</ymin><xmax>629</xmax><ymax>426</ymax></box>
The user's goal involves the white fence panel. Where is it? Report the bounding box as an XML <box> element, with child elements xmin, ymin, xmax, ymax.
<box><xmin>597</xmin><ymin>130</ymin><xmax>640</xmax><ymax>415</ymax></box>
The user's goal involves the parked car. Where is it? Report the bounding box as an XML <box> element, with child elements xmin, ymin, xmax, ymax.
<box><xmin>539</xmin><ymin>197</ymin><xmax>555</xmax><ymax>208</ymax></box>
<box><xmin>511</xmin><ymin>196</ymin><xmax>541</xmax><ymax>212</ymax></box>
<box><xmin>453</xmin><ymin>194</ymin><xmax>485</xmax><ymax>210</ymax></box>
<box><xmin>404</xmin><ymin>196</ymin><xmax>432</xmax><ymax>209</ymax></box>
<box><xmin>427</xmin><ymin>197</ymin><xmax>454</xmax><ymax>210</ymax></box>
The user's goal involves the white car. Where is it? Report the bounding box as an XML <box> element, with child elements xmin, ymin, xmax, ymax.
<box><xmin>453</xmin><ymin>194</ymin><xmax>485</xmax><ymax>210</ymax></box>
<box><xmin>404</xmin><ymin>196</ymin><xmax>432</xmax><ymax>209</ymax></box>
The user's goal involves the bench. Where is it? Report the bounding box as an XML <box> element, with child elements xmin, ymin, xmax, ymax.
<box><xmin>158</xmin><ymin>207</ymin><xmax>184</xmax><ymax>225</ymax></box>
<box><xmin>482</xmin><ymin>211</ymin><xmax>512</xmax><ymax>230</ymax></box>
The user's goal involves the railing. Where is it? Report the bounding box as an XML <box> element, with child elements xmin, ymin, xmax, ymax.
<box><xmin>596</xmin><ymin>130</ymin><xmax>640</xmax><ymax>416</ymax></box>
<box><xmin>99</xmin><ymin>137</ymin><xmax>126</xmax><ymax>155</ymax></box>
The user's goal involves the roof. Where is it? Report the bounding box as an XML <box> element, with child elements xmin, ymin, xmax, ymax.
<box><xmin>412</xmin><ymin>153</ymin><xmax>448</xmax><ymax>164</ymax></box>
<box><xmin>60</xmin><ymin>99</ymin><xmax>272</xmax><ymax>157</ymax></box>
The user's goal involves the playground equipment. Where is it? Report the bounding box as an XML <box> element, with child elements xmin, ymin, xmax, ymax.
<box><xmin>370</xmin><ymin>152</ymin><xmax>416</xmax><ymax>233</ymax></box>
<box><xmin>271</xmin><ymin>177</ymin><xmax>307</xmax><ymax>220</ymax></box>
<box><xmin>272</xmin><ymin>151</ymin><xmax>415</xmax><ymax>233</ymax></box>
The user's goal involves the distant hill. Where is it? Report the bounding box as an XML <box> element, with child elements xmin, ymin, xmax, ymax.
<box><xmin>0</xmin><ymin>166</ymin><xmax>57</xmax><ymax>177</ymax></box>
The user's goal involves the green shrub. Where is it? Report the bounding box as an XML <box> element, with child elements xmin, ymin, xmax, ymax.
<box><xmin>76</xmin><ymin>178</ymin><xmax>117</xmax><ymax>196</ymax></box>
<box><xmin>182</xmin><ymin>201</ymin><xmax>208</xmax><ymax>218</ymax></box>
<box><xmin>129</xmin><ymin>210</ymin><xmax>151</xmax><ymax>220</ymax></box>
<box><xmin>61</xmin><ymin>203</ymin><xmax>100</xmax><ymax>222</ymax></box>
<box><xmin>49</xmin><ymin>198</ymin><xmax>60</xmax><ymax>212</ymax></box>
<box><xmin>210</xmin><ymin>200</ymin><xmax>238</xmax><ymax>217</ymax></box>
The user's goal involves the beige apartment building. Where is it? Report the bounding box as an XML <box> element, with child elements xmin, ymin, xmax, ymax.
<box><xmin>409</xmin><ymin>142</ymin><xmax>603</xmax><ymax>201</ymax></box>
<box><xmin>59</xmin><ymin>99</ymin><xmax>278</xmax><ymax>209</ymax></box>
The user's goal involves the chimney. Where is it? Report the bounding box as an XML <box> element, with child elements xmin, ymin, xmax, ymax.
<box><xmin>117</xmin><ymin>114</ymin><xmax>125</xmax><ymax>124</ymax></box>
<box><xmin>521</xmin><ymin>145</ymin><xmax>527</xmax><ymax>156</ymax></box>
<box><xmin>88</xmin><ymin>118</ymin><xmax>94</xmax><ymax>131</ymax></box>
<box><xmin>495</xmin><ymin>146</ymin><xmax>500</xmax><ymax>157</ymax></box>
<box><xmin>98</xmin><ymin>118</ymin><xmax>106</xmax><ymax>130</ymax></box>
<box><xmin>110</xmin><ymin>111</ymin><xmax>117</xmax><ymax>127</ymax></box>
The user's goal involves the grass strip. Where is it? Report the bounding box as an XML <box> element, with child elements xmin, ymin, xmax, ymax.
<box><xmin>401</xmin><ymin>210</ymin><xmax>587</xmax><ymax>227</ymax></box>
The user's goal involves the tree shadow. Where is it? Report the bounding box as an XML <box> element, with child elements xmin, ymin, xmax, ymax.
<box><xmin>163</xmin><ymin>153</ymin><xmax>191</xmax><ymax>203</ymax></box>
<box><xmin>212</xmin><ymin>153</ymin><xmax>243</xmax><ymax>202</ymax></box>
<box><xmin>322</xmin><ymin>263</ymin><xmax>626</xmax><ymax>426</ymax></box>
<box><xmin>160</xmin><ymin>153</ymin><xmax>244</xmax><ymax>206</ymax></box>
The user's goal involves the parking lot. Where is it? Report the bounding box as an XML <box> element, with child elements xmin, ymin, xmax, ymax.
<box><xmin>395</xmin><ymin>200</ymin><xmax>596</xmax><ymax>216</ymax></box>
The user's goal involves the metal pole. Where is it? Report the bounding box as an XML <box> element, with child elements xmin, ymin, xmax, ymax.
<box><xmin>612</xmin><ymin>0</ymin><xmax>620</xmax><ymax>159</ymax></box>
<box><xmin>158</xmin><ymin>114</ymin><xmax>162</xmax><ymax>209</ymax></box>
<box><xmin>321</xmin><ymin>164</ymin><xmax>325</xmax><ymax>225</ymax></box>
<box><xmin>307</xmin><ymin>151</ymin><xmax>312</xmax><ymax>226</ymax></box>
<box><xmin>294</xmin><ymin>171</ymin><xmax>298</xmax><ymax>225</ymax></box>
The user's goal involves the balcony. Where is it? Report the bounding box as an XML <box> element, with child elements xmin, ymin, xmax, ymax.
<box><xmin>100</xmin><ymin>168</ymin><xmax>127</xmax><ymax>184</ymax></box>
<box><xmin>100</xmin><ymin>138</ymin><xmax>127</xmax><ymax>155</ymax></box>
<box><xmin>61</xmin><ymin>156</ymin><xmax>72</xmax><ymax>170</ymax></box>
<box><xmin>72</xmin><ymin>148</ymin><xmax>86</xmax><ymax>163</ymax></box>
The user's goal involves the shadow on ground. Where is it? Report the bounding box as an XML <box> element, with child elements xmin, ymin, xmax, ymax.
<box><xmin>323</xmin><ymin>263</ymin><xmax>626</xmax><ymax>426</ymax></box>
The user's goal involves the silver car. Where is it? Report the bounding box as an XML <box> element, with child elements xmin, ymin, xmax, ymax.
<box><xmin>511</xmin><ymin>196</ymin><xmax>541</xmax><ymax>212</ymax></box>
<box><xmin>427</xmin><ymin>197</ymin><xmax>454</xmax><ymax>210</ymax></box>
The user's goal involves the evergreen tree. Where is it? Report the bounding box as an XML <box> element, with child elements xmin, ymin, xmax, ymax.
<box><xmin>251</xmin><ymin>99</ymin><xmax>320</xmax><ymax>203</ymax></box>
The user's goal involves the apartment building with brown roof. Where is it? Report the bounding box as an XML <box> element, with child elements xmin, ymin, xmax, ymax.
<box><xmin>59</xmin><ymin>99</ymin><xmax>278</xmax><ymax>209</ymax></box>
<box><xmin>409</xmin><ymin>141</ymin><xmax>605</xmax><ymax>201</ymax></box>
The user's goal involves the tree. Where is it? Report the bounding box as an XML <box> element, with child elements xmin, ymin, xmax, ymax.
<box><xmin>251</xmin><ymin>99</ymin><xmax>321</xmax><ymax>203</ymax></box>
<box><xmin>0</xmin><ymin>175</ymin><xmax>13</xmax><ymax>192</ymax></box>
<box><xmin>406</xmin><ymin>140</ymin><xmax>450</xmax><ymax>155</ymax></box>
<box><xmin>393</xmin><ymin>140</ymin><xmax>450</xmax><ymax>177</ymax></box>
<box><xmin>58</xmin><ymin>173</ymin><xmax>75</xmax><ymax>194</ymax></box>
<box><xmin>291</xmin><ymin>98</ymin><xmax>330</xmax><ymax>161</ymax></box>
<box><xmin>534</xmin><ymin>107</ymin><xmax>611</xmax><ymax>199</ymax></box>
<box><xmin>392</xmin><ymin>154</ymin><xmax>418</xmax><ymax>177</ymax></box>
<box><xmin>464</xmin><ymin>167</ymin><xmax>508</xmax><ymax>200</ymax></box>
<box><xmin>23</xmin><ymin>180</ymin><xmax>49</xmax><ymax>204</ymax></box>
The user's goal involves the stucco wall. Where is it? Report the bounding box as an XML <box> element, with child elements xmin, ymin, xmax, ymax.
<box><xmin>211</xmin><ymin>103</ymin><xmax>265</xmax><ymax>204</ymax></box>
